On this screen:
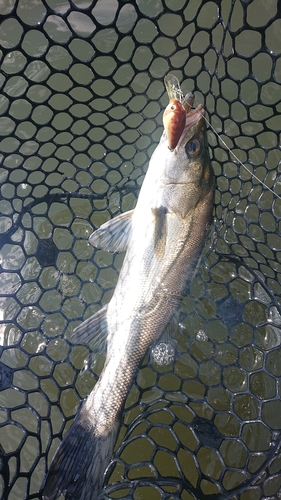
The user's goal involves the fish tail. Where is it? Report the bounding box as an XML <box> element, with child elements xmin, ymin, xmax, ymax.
<box><xmin>42</xmin><ymin>414</ymin><xmax>119</xmax><ymax>500</ymax></box>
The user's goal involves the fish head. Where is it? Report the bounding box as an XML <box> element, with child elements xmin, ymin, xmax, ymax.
<box><xmin>162</xmin><ymin>96</ymin><xmax>212</xmax><ymax>186</ymax></box>
<box><xmin>157</xmin><ymin>95</ymin><xmax>214</xmax><ymax>218</ymax></box>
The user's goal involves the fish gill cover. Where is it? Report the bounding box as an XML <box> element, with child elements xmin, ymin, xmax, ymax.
<box><xmin>0</xmin><ymin>0</ymin><xmax>281</xmax><ymax>499</ymax></box>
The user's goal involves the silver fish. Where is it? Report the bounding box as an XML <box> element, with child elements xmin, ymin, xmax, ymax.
<box><xmin>42</xmin><ymin>80</ymin><xmax>215</xmax><ymax>500</ymax></box>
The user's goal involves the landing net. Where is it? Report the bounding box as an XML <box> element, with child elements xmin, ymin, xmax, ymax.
<box><xmin>0</xmin><ymin>1</ymin><xmax>281</xmax><ymax>499</ymax></box>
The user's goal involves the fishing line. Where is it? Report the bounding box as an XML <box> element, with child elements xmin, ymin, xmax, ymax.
<box><xmin>202</xmin><ymin>113</ymin><xmax>281</xmax><ymax>201</ymax></box>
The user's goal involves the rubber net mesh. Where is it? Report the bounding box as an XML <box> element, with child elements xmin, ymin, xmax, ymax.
<box><xmin>0</xmin><ymin>0</ymin><xmax>281</xmax><ymax>499</ymax></box>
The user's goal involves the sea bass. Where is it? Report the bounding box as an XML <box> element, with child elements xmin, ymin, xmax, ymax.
<box><xmin>42</xmin><ymin>76</ymin><xmax>215</xmax><ymax>500</ymax></box>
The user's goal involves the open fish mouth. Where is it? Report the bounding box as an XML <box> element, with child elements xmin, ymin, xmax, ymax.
<box><xmin>182</xmin><ymin>91</ymin><xmax>195</xmax><ymax>110</ymax></box>
<box><xmin>184</xmin><ymin>99</ymin><xmax>204</xmax><ymax>126</ymax></box>
<box><xmin>176</xmin><ymin>102</ymin><xmax>205</xmax><ymax>150</ymax></box>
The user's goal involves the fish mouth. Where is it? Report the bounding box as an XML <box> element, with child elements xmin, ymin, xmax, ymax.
<box><xmin>182</xmin><ymin>92</ymin><xmax>195</xmax><ymax>111</ymax></box>
<box><xmin>175</xmin><ymin>99</ymin><xmax>205</xmax><ymax>151</ymax></box>
<box><xmin>184</xmin><ymin>103</ymin><xmax>204</xmax><ymax>131</ymax></box>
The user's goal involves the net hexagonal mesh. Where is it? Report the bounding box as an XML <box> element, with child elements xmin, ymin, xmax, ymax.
<box><xmin>0</xmin><ymin>0</ymin><xmax>281</xmax><ymax>499</ymax></box>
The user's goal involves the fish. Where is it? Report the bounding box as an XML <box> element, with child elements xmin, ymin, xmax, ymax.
<box><xmin>42</xmin><ymin>75</ymin><xmax>215</xmax><ymax>500</ymax></box>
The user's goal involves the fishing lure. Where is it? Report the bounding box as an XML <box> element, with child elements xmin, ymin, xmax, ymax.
<box><xmin>163</xmin><ymin>74</ymin><xmax>186</xmax><ymax>150</ymax></box>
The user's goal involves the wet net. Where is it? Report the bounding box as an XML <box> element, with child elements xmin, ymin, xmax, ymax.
<box><xmin>0</xmin><ymin>0</ymin><xmax>281</xmax><ymax>498</ymax></box>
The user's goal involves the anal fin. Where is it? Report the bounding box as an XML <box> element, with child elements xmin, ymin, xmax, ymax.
<box><xmin>72</xmin><ymin>304</ymin><xmax>108</xmax><ymax>352</ymax></box>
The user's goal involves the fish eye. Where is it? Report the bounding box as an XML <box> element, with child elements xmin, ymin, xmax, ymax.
<box><xmin>185</xmin><ymin>138</ymin><xmax>201</xmax><ymax>157</ymax></box>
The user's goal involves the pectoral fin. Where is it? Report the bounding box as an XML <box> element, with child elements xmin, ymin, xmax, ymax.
<box><xmin>89</xmin><ymin>210</ymin><xmax>134</xmax><ymax>252</ymax></box>
<box><xmin>71</xmin><ymin>305</ymin><xmax>108</xmax><ymax>351</ymax></box>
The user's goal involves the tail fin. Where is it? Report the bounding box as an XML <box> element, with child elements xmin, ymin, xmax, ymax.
<box><xmin>42</xmin><ymin>414</ymin><xmax>118</xmax><ymax>500</ymax></box>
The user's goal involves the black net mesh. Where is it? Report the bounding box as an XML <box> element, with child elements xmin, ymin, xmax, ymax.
<box><xmin>0</xmin><ymin>0</ymin><xmax>281</xmax><ymax>499</ymax></box>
